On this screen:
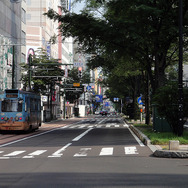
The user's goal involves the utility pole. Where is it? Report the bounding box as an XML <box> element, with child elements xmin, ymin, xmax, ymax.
<box><xmin>12</xmin><ymin>45</ymin><xmax>15</xmax><ymax>89</ymax></box>
<box><xmin>178</xmin><ymin>0</ymin><xmax>183</xmax><ymax>136</ymax></box>
<box><xmin>28</xmin><ymin>54</ymin><xmax>32</xmax><ymax>90</ymax></box>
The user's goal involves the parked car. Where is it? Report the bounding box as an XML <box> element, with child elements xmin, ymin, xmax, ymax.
<box><xmin>111</xmin><ymin>111</ymin><xmax>117</xmax><ymax>115</ymax></box>
<box><xmin>100</xmin><ymin>110</ymin><xmax>108</xmax><ymax>116</ymax></box>
<box><xmin>95</xmin><ymin>111</ymin><xmax>100</xmax><ymax>115</ymax></box>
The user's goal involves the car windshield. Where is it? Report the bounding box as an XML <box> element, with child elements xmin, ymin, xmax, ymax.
<box><xmin>1</xmin><ymin>99</ymin><xmax>22</xmax><ymax>112</ymax></box>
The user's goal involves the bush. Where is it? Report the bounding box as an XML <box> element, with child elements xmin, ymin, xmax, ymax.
<box><xmin>153</xmin><ymin>81</ymin><xmax>188</xmax><ymax>135</ymax></box>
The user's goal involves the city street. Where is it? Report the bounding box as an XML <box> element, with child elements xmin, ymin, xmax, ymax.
<box><xmin>0</xmin><ymin>115</ymin><xmax>188</xmax><ymax>188</ymax></box>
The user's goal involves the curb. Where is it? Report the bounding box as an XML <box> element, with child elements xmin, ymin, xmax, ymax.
<box><xmin>153</xmin><ymin>149</ymin><xmax>188</xmax><ymax>158</ymax></box>
<box><xmin>126</xmin><ymin>120</ymin><xmax>188</xmax><ymax>158</ymax></box>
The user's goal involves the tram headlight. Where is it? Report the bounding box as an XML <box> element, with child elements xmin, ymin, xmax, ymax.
<box><xmin>4</xmin><ymin>117</ymin><xmax>9</xmax><ymax>121</ymax></box>
<box><xmin>15</xmin><ymin>116</ymin><xmax>22</xmax><ymax>121</ymax></box>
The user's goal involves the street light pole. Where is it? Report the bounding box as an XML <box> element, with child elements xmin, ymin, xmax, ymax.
<box><xmin>12</xmin><ymin>45</ymin><xmax>15</xmax><ymax>89</ymax></box>
<box><xmin>178</xmin><ymin>0</ymin><xmax>183</xmax><ymax>136</ymax></box>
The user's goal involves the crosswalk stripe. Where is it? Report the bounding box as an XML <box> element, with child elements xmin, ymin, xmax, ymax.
<box><xmin>48</xmin><ymin>143</ymin><xmax>72</xmax><ymax>158</ymax></box>
<box><xmin>0</xmin><ymin>146</ymin><xmax>140</xmax><ymax>159</ymax></box>
<box><xmin>3</xmin><ymin>151</ymin><xmax>25</xmax><ymax>157</ymax></box>
<box><xmin>124</xmin><ymin>146</ymin><xmax>138</xmax><ymax>155</ymax></box>
<box><xmin>74</xmin><ymin>148</ymin><xmax>91</xmax><ymax>157</ymax></box>
<box><xmin>23</xmin><ymin>150</ymin><xmax>47</xmax><ymax>158</ymax></box>
<box><xmin>99</xmin><ymin>147</ymin><xmax>113</xmax><ymax>156</ymax></box>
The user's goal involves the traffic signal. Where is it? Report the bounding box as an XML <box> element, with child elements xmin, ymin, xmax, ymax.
<box><xmin>78</xmin><ymin>67</ymin><xmax>82</xmax><ymax>78</ymax></box>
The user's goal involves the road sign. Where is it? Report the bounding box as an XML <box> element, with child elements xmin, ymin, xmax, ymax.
<box><xmin>114</xmin><ymin>98</ymin><xmax>119</xmax><ymax>102</ymax></box>
<box><xmin>73</xmin><ymin>83</ymin><xmax>80</xmax><ymax>87</ymax></box>
<box><xmin>137</xmin><ymin>96</ymin><xmax>143</xmax><ymax>105</ymax></box>
<box><xmin>87</xmin><ymin>86</ymin><xmax>91</xmax><ymax>91</ymax></box>
<box><xmin>96</xmin><ymin>95</ymin><xmax>103</xmax><ymax>102</ymax></box>
<box><xmin>74</xmin><ymin>62</ymin><xmax>83</xmax><ymax>67</ymax></box>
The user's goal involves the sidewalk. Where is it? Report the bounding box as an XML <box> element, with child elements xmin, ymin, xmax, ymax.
<box><xmin>126</xmin><ymin>119</ymin><xmax>188</xmax><ymax>158</ymax></box>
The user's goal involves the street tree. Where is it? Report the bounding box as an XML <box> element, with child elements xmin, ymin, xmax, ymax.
<box><xmin>21</xmin><ymin>48</ymin><xmax>64</xmax><ymax>94</ymax></box>
<box><xmin>45</xmin><ymin>0</ymin><xmax>188</xmax><ymax>134</ymax></box>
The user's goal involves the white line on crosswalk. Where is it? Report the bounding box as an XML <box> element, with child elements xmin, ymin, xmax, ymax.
<box><xmin>99</xmin><ymin>147</ymin><xmax>113</xmax><ymax>156</ymax></box>
<box><xmin>23</xmin><ymin>150</ymin><xmax>47</xmax><ymax>158</ymax></box>
<box><xmin>124</xmin><ymin>146</ymin><xmax>139</xmax><ymax>155</ymax></box>
<box><xmin>48</xmin><ymin>143</ymin><xmax>72</xmax><ymax>158</ymax></box>
<box><xmin>74</xmin><ymin>148</ymin><xmax>91</xmax><ymax>157</ymax></box>
<box><xmin>0</xmin><ymin>145</ymin><xmax>140</xmax><ymax>159</ymax></box>
<box><xmin>3</xmin><ymin>151</ymin><xmax>26</xmax><ymax>157</ymax></box>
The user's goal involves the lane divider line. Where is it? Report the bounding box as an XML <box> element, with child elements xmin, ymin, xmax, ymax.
<box><xmin>48</xmin><ymin>143</ymin><xmax>72</xmax><ymax>158</ymax></box>
<box><xmin>72</xmin><ymin>128</ymin><xmax>93</xmax><ymax>142</ymax></box>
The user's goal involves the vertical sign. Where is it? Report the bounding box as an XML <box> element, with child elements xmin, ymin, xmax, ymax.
<box><xmin>65</xmin><ymin>66</ymin><xmax>68</xmax><ymax>78</ymax></box>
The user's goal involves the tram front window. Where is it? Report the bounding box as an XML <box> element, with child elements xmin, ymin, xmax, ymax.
<box><xmin>1</xmin><ymin>99</ymin><xmax>22</xmax><ymax>112</ymax></box>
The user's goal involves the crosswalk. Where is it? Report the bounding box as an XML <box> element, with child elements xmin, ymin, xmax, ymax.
<box><xmin>0</xmin><ymin>146</ymin><xmax>139</xmax><ymax>159</ymax></box>
<box><xmin>62</xmin><ymin>118</ymin><xmax>128</xmax><ymax>129</ymax></box>
<box><xmin>63</xmin><ymin>123</ymin><xmax>128</xmax><ymax>129</ymax></box>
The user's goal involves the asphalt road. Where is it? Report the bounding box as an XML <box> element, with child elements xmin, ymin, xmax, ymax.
<box><xmin>0</xmin><ymin>115</ymin><xmax>188</xmax><ymax>188</ymax></box>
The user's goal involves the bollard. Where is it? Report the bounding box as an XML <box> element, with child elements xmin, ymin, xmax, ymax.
<box><xmin>169</xmin><ymin>140</ymin><xmax>179</xmax><ymax>150</ymax></box>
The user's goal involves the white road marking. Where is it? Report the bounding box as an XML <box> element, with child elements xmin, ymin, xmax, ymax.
<box><xmin>0</xmin><ymin>127</ymin><xmax>64</xmax><ymax>148</ymax></box>
<box><xmin>127</xmin><ymin>123</ymin><xmax>145</xmax><ymax>147</ymax></box>
<box><xmin>0</xmin><ymin>157</ymin><xmax>9</xmax><ymax>159</ymax></box>
<box><xmin>99</xmin><ymin>147</ymin><xmax>113</xmax><ymax>156</ymax></box>
<box><xmin>96</xmin><ymin>125</ymin><xmax>102</xmax><ymax>128</ymax></box>
<box><xmin>88</xmin><ymin>125</ymin><xmax>94</xmax><ymax>128</ymax></box>
<box><xmin>124</xmin><ymin>146</ymin><xmax>139</xmax><ymax>155</ymax></box>
<box><xmin>0</xmin><ymin>151</ymin><xmax>4</xmax><ymax>154</ymax></box>
<box><xmin>48</xmin><ymin>143</ymin><xmax>72</xmax><ymax>158</ymax></box>
<box><xmin>72</xmin><ymin>128</ymin><xmax>93</xmax><ymax>141</ymax></box>
<box><xmin>123</xmin><ymin>124</ymin><xmax>129</xmax><ymax>128</ymax></box>
<box><xmin>3</xmin><ymin>151</ymin><xmax>25</xmax><ymax>157</ymax></box>
<box><xmin>78</xmin><ymin>124</ymin><xmax>89</xmax><ymax>128</ymax></box>
<box><xmin>23</xmin><ymin>150</ymin><xmax>47</xmax><ymax>158</ymax></box>
<box><xmin>74</xmin><ymin>148</ymin><xmax>91</xmax><ymax>157</ymax></box>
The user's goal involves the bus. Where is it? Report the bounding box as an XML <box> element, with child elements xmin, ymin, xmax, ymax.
<box><xmin>0</xmin><ymin>89</ymin><xmax>41</xmax><ymax>132</ymax></box>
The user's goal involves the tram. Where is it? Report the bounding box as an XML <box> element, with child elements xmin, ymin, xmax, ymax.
<box><xmin>0</xmin><ymin>89</ymin><xmax>41</xmax><ymax>132</ymax></box>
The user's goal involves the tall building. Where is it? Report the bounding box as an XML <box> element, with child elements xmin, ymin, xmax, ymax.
<box><xmin>26</xmin><ymin>0</ymin><xmax>59</xmax><ymax>59</ymax></box>
<box><xmin>25</xmin><ymin>0</ymin><xmax>74</xmax><ymax>120</ymax></box>
<box><xmin>0</xmin><ymin>0</ymin><xmax>25</xmax><ymax>90</ymax></box>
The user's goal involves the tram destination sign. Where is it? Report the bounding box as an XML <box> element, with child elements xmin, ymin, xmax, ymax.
<box><xmin>6</xmin><ymin>94</ymin><xmax>18</xmax><ymax>98</ymax></box>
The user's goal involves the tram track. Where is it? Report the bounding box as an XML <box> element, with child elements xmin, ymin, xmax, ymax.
<box><xmin>0</xmin><ymin>118</ymin><xmax>85</xmax><ymax>146</ymax></box>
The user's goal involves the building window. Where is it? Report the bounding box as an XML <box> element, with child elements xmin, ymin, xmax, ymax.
<box><xmin>26</xmin><ymin>14</ymin><xmax>31</xmax><ymax>20</ymax></box>
<box><xmin>26</xmin><ymin>0</ymin><xmax>31</xmax><ymax>5</ymax></box>
<box><xmin>21</xmin><ymin>8</ymin><xmax>26</xmax><ymax>23</ymax></box>
<box><xmin>21</xmin><ymin>53</ymin><xmax>26</xmax><ymax>63</ymax></box>
<box><xmin>21</xmin><ymin>31</ymin><xmax>26</xmax><ymax>46</ymax></box>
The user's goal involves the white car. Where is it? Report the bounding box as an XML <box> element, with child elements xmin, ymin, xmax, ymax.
<box><xmin>95</xmin><ymin>111</ymin><xmax>100</xmax><ymax>115</ymax></box>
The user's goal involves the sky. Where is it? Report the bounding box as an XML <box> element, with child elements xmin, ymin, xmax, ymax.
<box><xmin>72</xmin><ymin>0</ymin><xmax>85</xmax><ymax>13</ymax></box>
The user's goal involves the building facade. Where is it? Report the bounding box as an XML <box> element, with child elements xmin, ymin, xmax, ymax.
<box><xmin>0</xmin><ymin>0</ymin><xmax>26</xmax><ymax>90</ymax></box>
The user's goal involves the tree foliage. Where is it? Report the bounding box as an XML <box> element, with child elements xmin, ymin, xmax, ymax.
<box><xmin>21</xmin><ymin>48</ymin><xmax>64</xmax><ymax>93</ymax></box>
<box><xmin>153</xmin><ymin>81</ymin><xmax>188</xmax><ymax>135</ymax></box>
<box><xmin>45</xmin><ymin>0</ymin><xmax>188</xmax><ymax>127</ymax></box>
